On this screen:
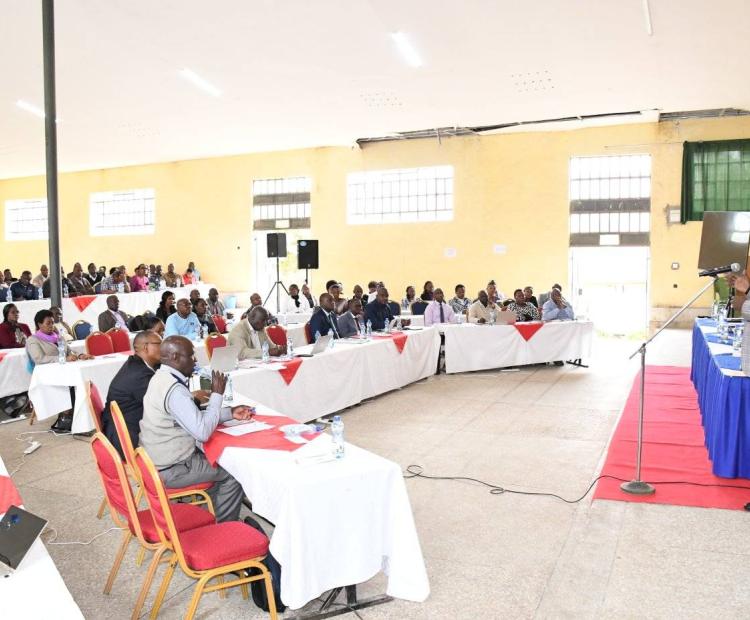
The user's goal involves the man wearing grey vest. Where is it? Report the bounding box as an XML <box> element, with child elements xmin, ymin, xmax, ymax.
<box><xmin>139</xmin><ymin>335</ymin><xmax>255</xmax><ymax>522</ymax></box>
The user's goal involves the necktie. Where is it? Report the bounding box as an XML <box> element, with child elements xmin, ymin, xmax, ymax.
<box><xmin>354</xmin><ymin>316</ymin><xmax>360</xmax><ymax>332</ymax></box>
<box><xmin>439</xmin><ymin>302</ymin><xmax>444</xmax><ymax>323</ymax></box>
<box><xmin>328</xmin><ymin>313</ymin><xmax>339</xmax><ymax>338</ymax></box>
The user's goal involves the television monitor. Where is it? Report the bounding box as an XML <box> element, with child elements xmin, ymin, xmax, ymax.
<box><xmin>697</xmin><ymin>211</ymin><xmax>750</xmax><ymax>272</ymax></box>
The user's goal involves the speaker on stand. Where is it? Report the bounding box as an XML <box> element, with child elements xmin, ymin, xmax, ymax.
<box><xmin>264</xmin><ymin>233</ymin><xmax>289</xmax><ymax>313</ymax></box>
<box><xmin>297</xmin><ymin>240</ymin><xmax>319</xmax><ymax>291</ymax></box>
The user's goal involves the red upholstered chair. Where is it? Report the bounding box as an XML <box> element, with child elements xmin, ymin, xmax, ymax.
<box><xmin>86</xmin><ymin>331</ymin><xmax>114</xmax><ymax>356</ymax></box>
<box><xmin>134</xmin><ymin>448</ymin><xmax>277</xmax><ymax>620</ymax></box>
<box><xmin>204</xmin><ymin>333</ymin><xmax>227</xmax><ymax>360</ymax></box>
<box><xmin>107</xmin><ymin>328</ymin><xmax>131</xmax><ymax>353</ymax></box>
<box><xmin>304</xmin><ymin>322</ymin><xmax>313</xmax><ymax>344</ymax></box>
<box><xmin>212</xmin><ymin>315</ymin><xmax>227</xmax><ymax>334</ymax></box>
<box><xmin>90</xmin><ymin>433</ymin><xmax>215</xmax><ymax>619</ymax></box>
<box><xmin>266</xmin><ymin>325</ymin><xmax>287</xmax><ymax>347</ymax></box>
<box><xmin>86</xmin><ymin>380</ymin><xmax>108</xmax><ymax>519</ymax></box>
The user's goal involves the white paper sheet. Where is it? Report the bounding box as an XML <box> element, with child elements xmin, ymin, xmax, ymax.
<box><xmin>217</xmin><ymin>421</ymin><xmax>274</xmax><ymax>436</ymax></box>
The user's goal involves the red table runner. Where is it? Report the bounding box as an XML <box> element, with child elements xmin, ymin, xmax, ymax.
<box><xmin>0</xmin><ymin>475</ymin><xmax>23</xmax><ymax>515</ymax></box>
<box><xmin>203</xmin><ymin>414</ymin><xmax>320</xmax><ymax>465</ymax></box>
<box><xmin>372</xmin><ymin>332</ymin><xmax>408</xmax><ymax>353</ymax></box>
<box><xmin>0</xmin><ymin>352</ymin><xmax>7</xmax><ymax>363</ymax></box>
<box><xmin>514</xmin><ymin>322</ymin><xmax>544</xmax><ymax>341</ymax></box>
<box><xmin>277</xmin><ymin>358</ymin><xmax>303</xmax><ymax>385</ymax></box>
<box><xmin>72</xmin><ymin>295</ymin><xmax>97</xmax><ymax>312</ymax></box>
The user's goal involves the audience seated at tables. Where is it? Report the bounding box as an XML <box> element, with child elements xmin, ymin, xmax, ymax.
<box><xmin>85</xmin><ymin>263</ymin><xmax>102</xmax><ymax>287</ymax></box>
<box><xmin>187</xmin><ymin>261</ymin><xmax>201</xmax><ymax>280</ymax></box>
<box><xmin>26</xmin><ymin>309</ymin><xmax>94</xmax><ymax>431</ymax></box>
<box><xmin>420</xmin><ymin>281</ymin><xmax>434</xmax><ymax>302</ymax></box>
<box><xmin>0</xmin><ymin>273</ymin><xmax>10</xmax><ymax>302</ymax></box>
<box><xmin>363</xmin><ymin>280</ymin><xmax>378</xmax><ymax>305</ymax></box>
<box><xmin>338</xmin><ymin>298</ymin><xmax>364</xmax><ymax>338</ymax></box>
<box><xmin>365</xmin><ymin>287</ymin><xmax>399</xmax><ymax>331</ymax></box>
<box><xmin>424</xmin><ymin>288</ymin><xmax>458</xmax><ymax>326</ymax></box>
<box><xmin>351</xmin><ymin>284</ymin><xmax>364</xmax><ymax>305</ymax></box>
<box><xmin>143</xmin><ymin>316</ymin><xmax>165</xmax><ymax>337</ymax></box>
<box><xmin>523</xmin><ymin>286</ymin><xmax>538</xmax><ymax>308</ymax></box>
<box><xmin>468</xmin><ymin>290</ymin><xmax>500</xmax><ymax>324</ymax></box>
<box><xmin>97</xmin><ymin>268</ymin><xmax>131</xmax><ymax>294</ymax></box>
<box><xmin>542</xmin><ymin>288</ymin><xmax>575</xmax><ymax>321</ymax></box>
<box><xmin>301</xmin><ymin>283</ymin><xmax>315</xmax><ymax>308</ymax></box>
<box><xmin>139</xmin><ymin>336</ymin><xmax>252</xmax><ymax>522</ymax></box>
<box><xmin>3</xmin><ymin>269</ymin><xmax>16</xmax><ymax>282</ymax></box>
<box><xmin>229</xmin><ymin>306</ymin><xmax>286</xmax><ymax>359</ymax></box>
<box><xmin>207</xmin><ymin>287</ymin><xmax>229</xmax><ymax>317</ymax></box>
<box><xmin>449</xmin><ymin>284</ymin><xmax>471</xmax><ymax>315</ymax></box>
<box><xmin>189</xmin><ymin>288</ymin><xmax>201</xmax><ymax>305</ymax></box>
<box><xmin>326</xmin><ymin>280</ymin><xmax>348</xmax><ymax>315</ymax></box>
<box><xmin>538</xmin><ymin>283</ymin><xmax>562</xmax><ymax>308</ymax></box>
<box><xmin>156</xmin><ymin>291</ymin><xmax>177</xmax><ymax>322</ymax></box>
<box><xmin>129</xmin><ymin>264</ymin><xmax>149</xmax><ymax>292</ymax></box>
<box><xmin>42</xmin><ymin>268</ymin><xmax>70</xmax><ymax>299</ymax></box>
<box><xmin>0</xmin><ymin>304</ymin><xmax>31</xmax><ymax>348</ymax></box>
<box><xmin>192</xmin><ymin>298</ymin><xmax>217</xmax><ymax>333</ymax></box>
<box><xmin>50</xmin><ymin>306</ymin><xmax>74</xmax><ymax>343</ymax></box>
<box><xmin>11</xmin><ymin>271</ymin><xmax>38</xmax><ymax>301</ymax></box>
<box><xmin>309</xmin><ymin>293</ymin><xmax>341</xmax><ymax>339</ymax></box>
<box><xmin>487</xmin><ymin>279</ymin><xmax>505</xmax><ymax>303</ymax></box>
<box><xmin>103</xmin><ymin>330</ymin><xmax>161</xmax><ymax>458</ymax></box>
<box><xmin>67</xmin><ymin>263</ymin><xmax>95</xmax><ymax>296</ymax></box>
<box><xmin>183</xmin><ymin>267</ymin><xmax>198</xmax><ymax>285</ymax></box>
<box><xmin>32</xmin><ymin>264</ymin><xmax>49</xmax><ymax>288</ymax></box>
<box><xmin>402</xmin><ymin>285</ymin><xmax>417</xmax><ymax>308</ymax></box>
<box><xmin>164</xmin><ymin>298</ymin><xmax>201</xmax><ymax>338</ymax></box>
<box><xmin>282</xmin><ymin>283</ymin><xmax>311</xmax><ymax>314</ymax></box>
<box><xmin>507</xmin><ymin>289</ymin><xmax>540</xmax><ymax>322</ymax></box>
<box><xmin>98</xmin><ymin>295</ymin><xmax>131</xmax><ymax>332</ymax></box>
<box><xmin>163</xmin><ymin>263</ymin><xmax>183</xmax><ymax>288</ymax></box>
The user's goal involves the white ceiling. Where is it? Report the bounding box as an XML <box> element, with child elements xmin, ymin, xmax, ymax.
<box><xmin>2</xmin><ymin>0</ymin><xmax>750</xmax><ymax>179</ymax></box>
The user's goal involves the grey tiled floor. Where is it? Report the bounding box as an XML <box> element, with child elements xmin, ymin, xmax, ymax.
<box><xmin>3</xmin><ymin>329</ymin><xmax>747</xmax><ymax>619</ymax></box>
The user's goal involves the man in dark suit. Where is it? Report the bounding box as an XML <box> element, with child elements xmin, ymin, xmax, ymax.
<box><xmin>308</xmin><ymin>293</ymin><xmax>340</xmax><ymax>339</ymax></box>
<box><xmin>102</xmin><ymin>331</ymin><xmax>161</xmax><ymax>458</ymax></box>
<box><xmin>98</xmin><ymin>295</ymin><xmax>131</xmax><ymax>332</ymax></box>
<box><xmin>365</xmin><ymin>287</ymin><xmax>395</xmax><ymax>331</ymax></box>
<box><xmin>338</xmin><ymin>298</ymin><xmax>364</xmax><ymax>338</ymax></box>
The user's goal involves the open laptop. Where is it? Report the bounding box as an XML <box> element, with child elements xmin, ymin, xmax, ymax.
<box><xmin>209</xmin><ymin>344</ymin><xmax>240</xmax><ymax>373</ymax></box>
<box><xmin>0</xmin><ymin>506</ymin><xmax>48</xmax><ymax>577</ymax></box>
<box><xmin>495</xmin><ymin>309</ymin><xmax>517</xmax><ymax>325</ymax></box>
<box><xmin>296</xmin><ymin>334</ymin><xmax>332</xmax><ymax>357</ymax></box>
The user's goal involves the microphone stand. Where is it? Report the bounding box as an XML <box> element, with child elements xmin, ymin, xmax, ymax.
<box><xmin>621</xmin><ymin>275</ymin><xmax>718</xmax><ymax>495</ymax></box>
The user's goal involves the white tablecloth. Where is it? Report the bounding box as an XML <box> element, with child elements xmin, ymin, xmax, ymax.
<box><xmin>0</xmin><ymin>284</ymin><xmax>213</xmax><ymax>330</ymax></box>
<box><xmin>442</xmin><ymin>320</ymin><xmax>594</xmax><ymax>374</ymax></box>
<box><xmin>218</xmin><ymin>404</ymin><xmax>429</xmax><ymax>610</ymax></box>
<box><xmin>230</xmin><ymin>327</ymin><xmax>441</xmax><ymax>423</ymax></box>
<box><xmin>0</xmin><ymin>457</ymin><xmax>84</xmax><ymax>619</ymax></box>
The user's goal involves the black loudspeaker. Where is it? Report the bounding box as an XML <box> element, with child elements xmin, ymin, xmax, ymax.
<box><xmin>267</xmin><ymin>233</ymin><xmax>287</xmax><ymax>258</ymax></box>
<box><xmin>297</xmin><ymin>240</ymin><xmax>319</xmax><ymax>269</ymax></box>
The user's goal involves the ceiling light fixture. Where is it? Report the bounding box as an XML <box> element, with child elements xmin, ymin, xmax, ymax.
<box><xmin>178</xmin><ymin>68</ymin><xmax>222</xmax><ymax>97</ymax></box>
<box><xmin>391</xmin><ymin>32</ymin><xmax>423</xmax><ymax>68</ymax></box>
<box><xmin>16</xmin><ymin>99</ymin><xmax>46</xmax><ymax>119</ymax></box>
<box><xmin>642</xmin><ymin>0</ymin><xmax>653</xmax><ymax>36</ymax></box>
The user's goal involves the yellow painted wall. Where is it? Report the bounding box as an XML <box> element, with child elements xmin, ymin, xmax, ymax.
<box><xmin>2</xmin><ymin>116</ymin><xmax>750</xmax><ymax>312</ymax></box>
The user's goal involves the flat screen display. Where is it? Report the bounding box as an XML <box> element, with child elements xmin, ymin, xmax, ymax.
<box><xmin>697</xmin><ymin>211</ymin><xmax>750</xmax><ymax>272</ymax></box>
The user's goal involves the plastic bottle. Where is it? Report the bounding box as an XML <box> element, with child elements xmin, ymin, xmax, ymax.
<box><xmin>261</xmin><ymin>341</ymin><xmax>270</xmax><ymax>363</ymax></box>
<box><xmin>223</xmin><ymin>374</ymin><xmax>234</xmax><ymax>406</ymax></box>
<box><xmin>287</xmin><ymin>334</ymin><xmax>294</xmax><ymax>358</ymax></box>
<box><xmin>195</xmin><ymin>323</ymin><xmax>201</xmax><ymax>341</ymax></box>
<box><xmin>366</xmin><ymin>320</ymin><xmax>372</xmax><ymax>337</ymax></box>
<box><xmin>314</xmin><ymin>330</ymin><xmax>321</xmax><ymax>343</ymax></box>
<box><xmin>383</xmin><ymin>316</ymin><xmax>391</xmax><ymax>334</ymax></box>
<box><xmin>57</xmin><ymin>339</ymin><xmax>66</xmax><ymax>364</ymax></box>
<box><xmin>331</xmin><ymin>415</ymin><xmax>345</xmax><ymax>459</ymax></box>
<box><xmin>37</xmin><ymin>287</ymin><xmax>43</xmax><ymax>300</ymax></box>
<box><xmin>62</xmin><ymin>283</ymin><xmax>69</xmax><ymax>298</ymax></box>
<box><xmin>117</xmin><ymin>282</ymin><xmax>124</xmax><ymax>294</ymax></box>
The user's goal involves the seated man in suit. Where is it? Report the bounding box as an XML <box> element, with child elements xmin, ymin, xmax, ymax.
<box><xmin>309</xmin><ymin>293</ymin><xmax>341</xmax><ymax>339</ymax></box>
<box><xmin>365</xmin><ymin>287</ymin><xmax>398</xmax><ymax>331</ymax></box>
<box><xmin>228</xmin><ymin>306</ymin><xmax>286</xmax><ymax>359</ymax></box>
<box><xmin>103</xmin><ymin>331</ymin><xmax>161</xmax><ymax>458</ymax></box>
<box><xmin>10</xmin><ymin>271</ymin><xmax>38</xmax><ymax>301</ymax></box>
<box><xmin>468</xmin><ymin>289</ymin><xmax>499</xmax><ymax>324</ymax></box>
<box><xmin>424</xmin><ymin>288</ymin><xmax>458</xmax><ymax>326</ymax></box>
<box><xmin>98</xmin><ymin>295</ymin><xmax>131</xmax><ymax>332</ymax></box>
<box><xmin>338</xmin><ymin>298</ymin><xmax>364</xmax><ymax>338</ymax></box>
<box><xmin>67</xmin><ymin>262</ymin><xmax>95</xmax><ymax>296</ymax></box>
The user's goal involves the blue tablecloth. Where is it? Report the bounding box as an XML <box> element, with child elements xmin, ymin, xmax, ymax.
<box><xmin>691</xmin><ymin>320</ymin><xmax>750</xmax><ymax>477</ymax></box>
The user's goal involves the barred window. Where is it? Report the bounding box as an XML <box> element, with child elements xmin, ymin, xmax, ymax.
<box><xmin>347</xmin><ymin>165</ymin><xmax>454</xmax><ymax>225</ymax></box>
<box><xmin>89</xmin><ymin>189</ymin><xmax>155</xmax><ymax>236</ymax></box>
<box><xmin>5</xmin><ymin>198</ymin><xmax>48</xmax><ymax>241</ymax></box>
<box><xmin>252</xmin><ymin>177</ymin><xmax>311</xmax><ymax>230</ymax></box>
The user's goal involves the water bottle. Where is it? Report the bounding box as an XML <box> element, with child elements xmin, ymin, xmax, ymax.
<box><xmin>200</xmin><ymin>323</ymin><xmax>206</xmax><ymax>339</ymax></box>
<box><xmin>489</xmin><ymin>309</ymin><xmax>496</xmax><ymax>325</ymax></box>
<box><xmin>37</xmin><ymin>287</ymin><xmax>42</xmax><ymax>300</ymax></box>
<box><xmin>366</xmin><ymin>320</ymin><xmax>372</xmax><ymax>337</ymax></box>
<box><xmin>331</xmin><ymin>415</ymin><xmax>345</xmax><ymax>459</ymax></box>
<box><xmin>718</xmin><ymin>305</ymin><xmax>728</xmax><ymax>340</ymax></box>
<box><xmin>117</xmin><ymin>282</ymin><xmax>124</xmax><ymax>294</ymax></box>
<box><xmin>261</xmin><ymin>340</ymin><xmax>270</xmax><ymax>363</ymax></box>
<box><xmin>57</xmin><ymin>339</ymin><xmax>66</xmax><ymax>364</ymax></box>
<box><xmin>396</xmin><ymin>316</ymin><xmax>402</xmax><ymax>330</ymax></box>
<box><xmin>287</xmin><ymin>334</ymin><xmax>294</xmax><ymax>357</ymax></box>
<box><xmin>383</xmin><ymin>316</ymin><xmax>391</xmax><ymax>334</ymax></box>
<box><xmin>314</xmin><ymin>330</ymin><xmax>321</xmax><ymax>343</ymax></box>
<box><xmin>734</xmin><ymin>325</ymin><xmax>743</xmax><ymax>353</ymax></box>
<box><xmin>62</xmin><ymin>283</ymin><xmax>69</xmax><ymax>298</ymax></box>
<box><xmin>194</xmin><ymin>323</ymin><xmax>201</xmax><ymax>341</ymax></box>
<box><xmin>223</xmin><ymin>374</ymin><xmax>234</xmax><ymax>406</ymax></box>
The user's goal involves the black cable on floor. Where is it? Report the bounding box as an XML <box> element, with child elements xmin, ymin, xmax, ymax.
<box><xmin>403</xmin><ymin>464</ymin><xmax>750</xmax><ymax>504</ymax></box>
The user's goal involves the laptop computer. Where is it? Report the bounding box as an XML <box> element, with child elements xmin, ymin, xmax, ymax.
<box><xmin>495</xmin><ymin>309</ymin><xmax>517</xmax><ymax>325</ymax></box>
<box><xmin>296</xmin><ymin>334</ymin><xmax>333</xmax><ymax>357</ymax></box>
<box><xmin>209</xmin><ymin>344</ymin><xmax>240</xmax><ymax>373</ymax></box>
<box><xmin>0</xmin><ymin>505</ymin><xmax>48</xmax><ymax>576</ymax></box>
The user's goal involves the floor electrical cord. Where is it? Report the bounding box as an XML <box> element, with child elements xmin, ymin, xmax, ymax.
<box><xmin>403</xmin><ymin>464</ymin><xmax>750</xmax><ymax>504</ymax></box>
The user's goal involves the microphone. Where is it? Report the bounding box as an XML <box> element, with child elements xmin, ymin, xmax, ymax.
<box><xmin>698</xmin><ymin>263</ymin><xmax>742</xmax><ymax>277</ymax></box>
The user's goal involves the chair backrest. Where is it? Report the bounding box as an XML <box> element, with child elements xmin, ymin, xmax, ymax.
<box><xmin>266</xmin><ymin>324</ymin><xmax>287</xmax><ymax>346</ymax></box>
<box><xmin>107</xmin><ymin>328</ymin><xmax>131</xmax><ymax>353</ymax></box>
<box><xmin>204</xmin><ymin>333</ymin><xmax>227</xmax><ymax>360</ymax></box>
<box><xmin>388</xmin><ymin>301</ymin><xmax>401</xmax><ymax>316</ymax></box>
<box><xmin>212</xmin><ymin>315</ymin><xmax>227</xmax><ymax>334</ymax></box>
<box><xmin>90</xmin><ymin>433</ymin><xmax>147</xmax><ymax>542</ymax></box>
<box><xmin>410</xmin><ymin>301</ymin><xmax>428</xmax><ymax>316</ymax></box>
<box><xmin>73</xmin><ymin>320</ymin><xmax>93</xmax><ymax>340</ymax></box>
<box><xmin>134</xmin><ymin>448</ymin><xmax>182</xmax><ymax>553</ymax></box>
<box><xmin>110</xmin><ymin>401</ymin><xmax>138</xmax><ymax>477</ymax></box>
<box><xmin>304</xmin><ymin>322</ymin><xmax>313</xmax><ymax>344</ymax></box>
<box><xmin>86</xmin><ymin>331</ymin><xmax>114</xmax><ymax>356</ymax></box>
<box><xmin>87</xmin><ymin>381</ymin><xmax>104</xmax><ymax>433</ymax></box>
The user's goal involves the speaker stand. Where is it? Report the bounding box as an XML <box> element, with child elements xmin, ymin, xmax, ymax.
<box><xmin>264</xmin><ymin>256</ymin><xmax>289</xmax><ymax>314</ymax></box>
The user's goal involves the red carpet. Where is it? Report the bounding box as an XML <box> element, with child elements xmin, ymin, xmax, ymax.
<box><xmin>593</xmin><ymin>365</ymin><xmax>750</xmax><ymax>510</ymax></box>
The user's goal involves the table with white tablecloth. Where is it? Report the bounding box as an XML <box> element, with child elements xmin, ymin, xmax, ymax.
<box><xmin>0</xmin><ymin>284</ymin><xmax>213</xmax><ymax>330</ymax></box>
<box><xmin>0</xmin><ymin>456</ymin><xmax>84</xmax><ymax>619</ymax></box>
<box><xmin>216</xmin><ymin>402</ymin><xmax>430</xmax><ymax>610</ymax></box>
<box><xmin>230</xmin><ymin>327</ymin><xmax>441</xmax><ymax>423</ymax></box>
